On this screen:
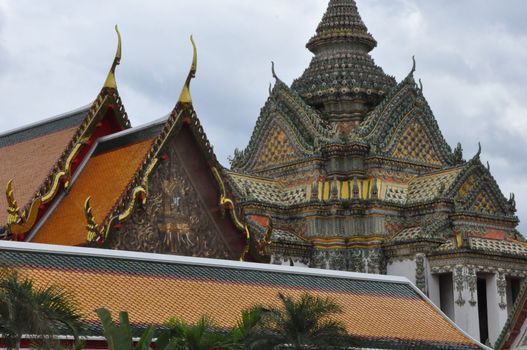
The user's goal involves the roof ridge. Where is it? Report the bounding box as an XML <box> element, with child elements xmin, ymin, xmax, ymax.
<box><xmin>0</xmin><ymin>104</ymin><xmax>92</xmax><ymax>139</ymax></box>
<box><xmin>0</xmin><ymin>240</ymin><xmax>413</xmax><ymax>283</ymax></box>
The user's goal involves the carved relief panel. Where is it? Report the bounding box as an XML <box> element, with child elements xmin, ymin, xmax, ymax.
<box><xmin>108</xmin><ymin>140</ymin><xmax>232</xmax><ymax>259</ymax></box>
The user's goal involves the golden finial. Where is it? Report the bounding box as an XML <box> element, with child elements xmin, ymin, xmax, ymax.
<box><xmin>84</xmin><ymin>197</ymin><xmax>100</xmax><ymax>243</ymax></box>
<box><xmin>178</xmin><ymin>35</ymin><xmax>198</xmax><ymax>104</ymax></box>
<box><xmin>103</xmin><ymin>25</ymin><xmax>122</xmax><ymax>89</ymax></box>
<box><xmin>6</xmin><ymin>179</ymin><xmax>21</xmax><ymax>226</ymax></box>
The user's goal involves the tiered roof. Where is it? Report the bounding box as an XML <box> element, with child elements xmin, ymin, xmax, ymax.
<box><xmin>0</xmin><ymin>241</ymin><xmax>488</xmax><ymax>350</ymax></box>
<box><xmin>6</xmin><ymin>36</ymin><xmax>251</xmax><ymax>261</ymax></box>
<box><xmin>31</xmin><ymin>125</ymin><xmax>159</xmax><ymax>245</ymax></box>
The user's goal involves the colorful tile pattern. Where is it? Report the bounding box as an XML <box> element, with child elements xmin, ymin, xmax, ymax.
<box><xmin>392</xmin><ymin>121</ymin><xmax>441</xmax><ymax>165</ymax></box>
<box><xmin>392</xmin><ymin>227</ymin><xmax>422</xmax><ymax>241</ymax></box>
<box><xmin>227</xmin><ymin>172</ymin><xmax>306</xmax><ymax>206</ymax></box>
<box><xmin>0</xmin><ymin>243</ymin><xmax>483</xmax><ymax>349</ymax></box>
<box><xmin>0</xmin><ymin>126</ymin><xmax>80</xmax><ymax>216</ymax></box>
<box><xmin>407</xmin><ymin>168</ymin><xmax>462</xmax><ymax>203</ymax></box>
<box><xmin>32</xmin><ymin>139</ymin><xmax>154</xmax><ymax>246</ymax></box>
<box><xmin>256</xmin><ymin>126</ymin><xmax>299</xmax><ymax>168</ymax></box>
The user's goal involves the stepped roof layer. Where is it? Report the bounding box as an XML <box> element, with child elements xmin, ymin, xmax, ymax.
<box><xmin>0</xmin><ymin>241</ymin><xmax>488</xmax><ymax>350</ymax></box>
<box><xmin>0</xmin><ymin>106</ymin><xmax>89</xmax><ymax>217</ymax></box>
<box><xmin>31</xmin><ymin>122</ymin><xmax>162</xmax><ymax>246</ymax></box>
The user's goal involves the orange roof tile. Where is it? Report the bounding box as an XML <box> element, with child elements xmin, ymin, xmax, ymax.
<box><xmin>32</xmin><ymin>138</ymin><xmax>154</xmax><ymax>246</ymax></box>
<box><xmin>0</xmin><ymin>126</ymin><xmax>79</xmax><ymax>217</ymax></box>
<box><xmin>0</xmin><ymin>242</ymin><xmax>484</xmax><ymax>349</ymax></box>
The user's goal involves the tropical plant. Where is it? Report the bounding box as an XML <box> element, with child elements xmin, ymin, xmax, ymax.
<box><xmin>251</xmin><ymin>293</ymin><xmax>348</xmax><ymax>350</ymax></box>
<box><xmin>96</xmin><ymin>308</ymin><xmax>180</xmax><ymax>350</ymax></box>
<box><xmin>0</xmin><ymin>270</ymin><xmax>83</xmax><ymax>350</ymax></box>
<box><xmin>228</xmin><ymin>306</ymin><xmax>267</xmax><ymax>350</ymax></box>
<box><xmin>165</xmin><ymin>315</ymin><xmax>229</xmax><ymax>350</ymax></box>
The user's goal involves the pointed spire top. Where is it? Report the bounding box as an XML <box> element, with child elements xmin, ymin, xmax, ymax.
<box><xmin>178</xmin><ymin>35</ymin><xmax>198</xmax><ymax>105</ymax></box>
<box><xmin>307</xmin><ymin>0</ymin><xmax>377</xmax><ymax>54</ymax></box>
<box><xmin>103</xmin><ymin>25</ymin><xmax>122</xmax><ymax>89</ymax></box>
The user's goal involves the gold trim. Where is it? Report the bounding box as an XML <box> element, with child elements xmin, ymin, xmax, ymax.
<box><xmin>103</xmin><ymin>25</ymin><xmax>122</xmax><ymax>89</ymax></box>
<box><xmin>7</xmin><ymin>142</ymin><xmax>84</xmax><ymax>236</ymax></box>
<box><xmin>455</xmin><ymin>231</ymin><xmax>463</xmax><ymax>248</ymax></box>
<box><xmin>118</xmin><ymin>158</ymin><xmax>158</xmax><ymax>221</ymax></box>
<box><xmin>11</xmin><ymin>198</ymin><xmax>42</xmax><ymax>236</ymax></box>
<box><xmin>41</xmin><ymin>171</ymin><xmax>66</xmax><ymax>203</ymax></box>
<box><xmin>99</xmin><ymin>158</ymin><xmax>159</xmax><ymax>240</ymax></box>
<box><xmin>211</xmin><ymin>167</ymin><xmax>251</xmax><ymax>261</ymax></box>
<box><xmin>117</xmin><ymin>187</ymin><xmax>146</xmax><ymax>222</ymax></box>
<box><xmin>6</xmin><ymin>180</ymin><xmax>20</xmax><ymax>226</ymax></box>
<box><xmin>178</xmin><ymin>35</ymin><xmax>197</xmax><ymax>104</ymax></box>
<box><xmin>6</xmin><ymin>142</ymin><xmax>83</xmax><ymax>236</ymax></box>
<box><xmin>84</xmin><ymin>197</ymin><xmax>100</xmax><ymax>243</ymax></box>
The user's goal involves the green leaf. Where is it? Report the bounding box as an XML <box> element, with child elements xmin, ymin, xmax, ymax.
<box><xmin>134</xmin><ymin>326</ymin><xmax>155</xmax><ymax>350</ymax></box>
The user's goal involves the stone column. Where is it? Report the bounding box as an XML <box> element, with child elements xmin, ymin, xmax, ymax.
<box><xmin>452</xmin><ymin>265</ymin><xmax>480</xmax><ymax>340</ymax></box>
<box><xmin>486</xmin><ymin>271</ymin><xmax>509</xmax><ymax>346</ymax></box>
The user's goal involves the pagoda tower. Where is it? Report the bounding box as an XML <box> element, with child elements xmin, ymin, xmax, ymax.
<box><xmin>228</xmin><ymin>0</ymin><xmax>527</xmax><ymax>345</ymax></box>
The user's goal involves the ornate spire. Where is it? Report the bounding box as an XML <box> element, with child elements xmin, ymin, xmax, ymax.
<box><xmin>292</xmin><ymin>0</ymin><xmax>396</xmax><ymax>124</ymax></box>
<box><xmin>103</xmin><ymin>25</ymin><xmax>122</xmax><ymax>89</ymax></box>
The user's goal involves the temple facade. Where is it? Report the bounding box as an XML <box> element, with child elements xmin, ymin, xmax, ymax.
<box><xmin>227</xmin><ymin>0</ymin><xmax>527</xmax><ymax>346</ymax></box>
<box><xmin>0</xmin><ymin>1</ymin><xmax>525</xmax><ymax>348</ymax></box>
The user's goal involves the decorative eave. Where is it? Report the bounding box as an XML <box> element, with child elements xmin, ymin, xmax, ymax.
<box><xmin>444</xmin><ymin>153</ymin><xmax>517</xmax><ymax>218</ymax></box>
<box><xmin>428</xmin><ymin>244</ymin><xmax>527</xmax><ymax>261</ymax></box>
<box><xmin>321</xmin><ymin>139</ymin><xmax>369</xmax><ymax>158</ymax></box>
<box><xmin>4</xmin><ymin>27</ymin><xmax>131</xmax><ymax>240</ymax></box>
<box><xmin>450</xmin><ymin>212</ymin><xmax>519</xmax><ymax>227</ymax></box>
<box><xmin>359</xmin><ymin>68</ymin><xmax>454</xmax><ymax>167</ymax></box>
<box><xmin>366</xmin><ymin>154</ymin><xmax>444</xmax><ymax>171</ymax></box>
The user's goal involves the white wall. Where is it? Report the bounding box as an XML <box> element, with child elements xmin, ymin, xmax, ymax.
<box><xmin>387</xmin><ymin>259</ymin><xmax>416</xmax><ymax>284</ymax></box>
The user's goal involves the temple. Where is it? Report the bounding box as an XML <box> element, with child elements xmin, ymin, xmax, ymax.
<box><xmin>0</xmin><ymin>1</ymin><xmax>525</xmax><ymax>348</ymax></box>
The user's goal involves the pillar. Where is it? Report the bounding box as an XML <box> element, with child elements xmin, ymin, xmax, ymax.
<box><xmin>486</xmin><ymin>271</ymin><xmax>509</xmax><ymax>346</ymax></box>
<box><xmin>452</xmin><ymin>265</ymin><xmax>480</xmax><ymax>340</ymax></box>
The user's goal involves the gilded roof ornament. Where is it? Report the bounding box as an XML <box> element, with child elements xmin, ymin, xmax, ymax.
<box><xmin>103</xmin><ymin>25</ymin><xmax>122</xmax><ymax>89</ymax></box>
<box><xmin>84</xmin><ymin>197</ymin><xmax>100</xmax><ymax>243</ymax></box>
<box><xmin>178</xmin><ymin>35</ymin><xmax>197</xmax><ymax>105</ymax></box>
<box><xmin>6</xmin><ymin>180</ymin><xmax>21</xmax><ymax>226</ymax></box>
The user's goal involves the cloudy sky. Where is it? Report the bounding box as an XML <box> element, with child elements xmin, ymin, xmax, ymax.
<box><xmin>1</xmin><ymin>0</ymin><xmax>526</xmax><ymax>232</ymax></box>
